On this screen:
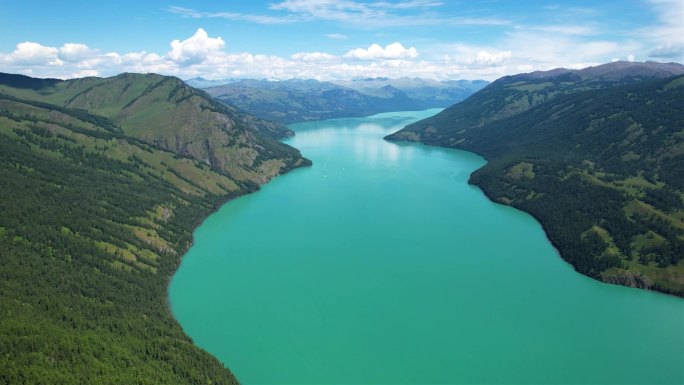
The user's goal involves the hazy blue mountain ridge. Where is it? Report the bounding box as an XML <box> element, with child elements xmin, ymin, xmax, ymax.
<box><xmin>193</xmin><ymin>77</ymin><xmax>488</xmax><ymax>123</ymax></box>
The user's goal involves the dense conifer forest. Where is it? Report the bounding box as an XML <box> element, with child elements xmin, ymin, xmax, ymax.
<box><xmin>0</xmin><ymin>73</ymin><xmax>308</xmax><ymax>384</ymax></box>
<box><xmin>388</xmin><ymin>65</ymin><xmax>684</xmax><ymax>296</ymax></box>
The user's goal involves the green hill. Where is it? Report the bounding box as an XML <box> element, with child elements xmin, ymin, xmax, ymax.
<box><xmin>0</xmin><ymin>72</ymin><xmax>309</xmax><ymax>384</ymax></box>
<box><xmin>387</xmin><ymin>63</ymin><xmax>684</xmax><ymax>296</ymax></box>
<box><xmin>388</xmin><ymin>61</ymin><xmax>684</xmax><ymax>145</ymax></box>
<box><xmin>201</xmin><ymin>78</ymin><xmax>487</xmax><ymax>124</ymax></box>
<box><xmin>0</xmin><ymin>73</ymin><xmax>301</xmax><ymax>181</ymax></box>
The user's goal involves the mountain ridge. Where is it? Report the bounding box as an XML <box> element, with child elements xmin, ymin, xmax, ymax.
<box><xmin>195</xmin><ymin>77</ymin><xmax>488</xmax><ymax>124</ymax></box>
<box><xmin>388</xmin><ymin>61</ymin><xmax>684</xmax><ymax>145</ymax></box>
<box><xmin>386</xmin><ymin>62</ymin><xmax>684</xmax><ymax>296</ymax></box>
<box><xmin>0</xmin><ymin>72</ymin><xmax>306</xmax><ymax>183</ymax></box>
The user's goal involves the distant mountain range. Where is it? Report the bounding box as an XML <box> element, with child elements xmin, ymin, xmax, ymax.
<box><xmin>185</xmin><ymin>77</ymin><xmax>239</xmax><ymax>88</ymax></box>
<box><xmin>387</xmin><ymin>61</ymin><xmax>684</xmax><ymax>296</ymax></box>
<box><xmin>186</xmin><ymin>77</ymin><xmax>488</xmax><ymax>123</ymax></box>
<box><xmin>0</xmin><ymin>72</ymin><xmax>309</xmax><ymax>384</ymax></box>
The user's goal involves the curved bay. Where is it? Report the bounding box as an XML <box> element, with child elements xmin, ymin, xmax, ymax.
<box><xmin>170</xmin><ymin>109</ymin><xmax>684</xmax><ymax>384</ymax></box>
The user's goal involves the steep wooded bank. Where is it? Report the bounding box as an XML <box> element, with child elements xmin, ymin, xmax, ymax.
<box><xmin>0</xmin><ymin>72</ymin><xmax>309</xmax><ymax>384</ymax></box>
<box><xmin>387</xmin><ymin>62</ymin><xmax>684</xmax><ymax>296</ymax></box>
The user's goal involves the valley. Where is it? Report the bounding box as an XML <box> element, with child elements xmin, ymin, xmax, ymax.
<box><xmin>3</xmin><ymin>1</ymin><xmax>684</xmax><ymax>383</ymax></box>
<box><xmin>196</xmin><ymin>77</ymin><xmax>487</xmax><ymax>123</ymax></box>
<box><xmin>171</xmin><ymin>108</ymin><xmax>684</xmax><ymax>384</ymax></box>
<box><xmin>0</xmin><ymin>63</ymin><xmax>682</xmax><ymax>385</ymax></box>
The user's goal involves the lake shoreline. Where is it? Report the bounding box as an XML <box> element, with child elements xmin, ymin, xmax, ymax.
<box><xmin>165</xmin><ymin>158</ymin><xmax>312</xmax><ymax>383</ymax></box>
<box><xmin>383</xmin><ymin>134</ymin><xmax>683</xmax><ymax>299</ymax></box>
<box><xmin>171</xmin><ymin>109</ymin><xmax>683</xmax><ymax>384</ymax></box>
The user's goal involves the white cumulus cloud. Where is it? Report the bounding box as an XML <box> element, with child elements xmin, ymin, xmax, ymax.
<box><xmin>638</xmin><ymin>0</ymin><xmax>684</xmax><ymax>61</ymax></box>
<box><xmin>168</xmin><ymin>28</ymin><xmax>225</xmax><ymax>65</ymax></box>
<box><xmin>291</xmin><ymin>52</ymin><xmax>337</xmax><ymax>61</ymax></box>
<box><xmin>645</xmin><ymin>0</ymin><xmax>684</xmax><ymax>45</ymax></box>
<box><xmin>71</xmin><ymin>69</ymin><xmax>100</xmax><ymax>78</ymax></box>
<box><xmin>468</xmin><ymin>50</ymin><xmax>512</xmax><ymax>65</ymax></box>
<box><xmin>344</xmin><ymin>42</ymin><xmax>418</xmax><ymax>60</ymax></box>
<box><xmin>3</xmin><ymin>42</ymin><xmax>59</xmax><ymax>65</ymax></box>
<box><xmin>648</xmin><ymin>44</ymin><xmax>684</xmax><ymax>58</ymax></box>
<box><xmin>58</xmin><ymin>43</ymin><xmax>94</xmax><ymax>62</ymax></box>
<box><xmin>0</xmin><ymin>26</ymin><xmax>665</xmax><ymax>82</ymax></box>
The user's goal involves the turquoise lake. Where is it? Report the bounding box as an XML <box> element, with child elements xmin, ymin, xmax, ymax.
<box><xmin>169</xmin><ymin>109</ymin><xmax>684</xmax><ymax>384</ymax></box>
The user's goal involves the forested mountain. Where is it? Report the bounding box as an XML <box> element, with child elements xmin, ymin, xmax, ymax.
<box><xmin>388</xmin><ymin>61</ymin><xmax>684</xmax><ymax>144</ymax></box>
<box><xmin>387</xmin><ymin>63</ymin><xmax>684</xmax><ymax>296</ymax></box>
<box><xmin>0</xmin><ymin>72</ymin><xmax>309</xmax><ymax>383</ymax></box>
<box><xmin>332</xmin><ymin>77</ymin><xmax>489</xmax><ymax>107</ymax></box>
<box><xmin>197</xmin><ymin>78</ymin><xmax>487</xmax><ymax>123</ymax></box>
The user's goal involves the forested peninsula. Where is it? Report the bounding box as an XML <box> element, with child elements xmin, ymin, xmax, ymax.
<box><xmin>387</xmin><ymin>62</ymin><xmax>684</xmax><ymax>296</ymax></box>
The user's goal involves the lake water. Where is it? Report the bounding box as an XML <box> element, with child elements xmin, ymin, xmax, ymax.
<box><xmin>170</xmin><ymin>109</ymin><xmax>684</xmax><ymax>384</ymax></box>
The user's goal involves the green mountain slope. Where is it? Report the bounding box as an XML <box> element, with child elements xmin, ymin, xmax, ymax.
<box><xmin>332</xmin><ymin>77</ymin><xmax>489</xmax><ymax>106</ymax></box>
<box><xmin>387</xmin><ymin>66</ymin><xmax>684</xmax><ymax>296</ymax></box>
<box><xmin>0</xmin><ymin>72</ymin><xmax>309</xmax><ymax>383</ymax></box>
<box><xmin>0</xmin><ymin>73</ymin><xmax>302</xmax><ymax>182</ymax></box>
<box><xmin>201</xmin><ymin>78</ymin><xmax>487</xmax><ymax>124</ymax></box>
<box><xmin>389</xmin><ymin>61</ymin><xmax>684</xmax><ymax>144</ymax></box>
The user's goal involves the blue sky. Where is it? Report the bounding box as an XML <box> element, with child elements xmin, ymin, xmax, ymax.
<box><xmin>0</xmin><ymin>0</ymin><xmax>682</xmax><ymax>80</ymax></box>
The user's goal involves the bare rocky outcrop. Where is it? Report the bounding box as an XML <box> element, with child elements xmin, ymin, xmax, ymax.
<box><xmin>603</xmin><ymin>271</ymin><xmax>655</xmax><ymax>290</ymax></box>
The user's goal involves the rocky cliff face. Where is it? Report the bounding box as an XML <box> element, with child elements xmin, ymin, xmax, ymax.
<box><xmin>602</xmin><ymin>271</ymin><xmax>655</xmax><ymax>290</ymax></box>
